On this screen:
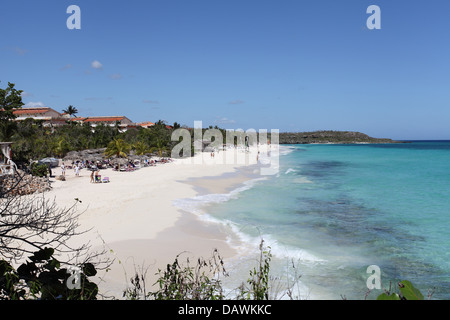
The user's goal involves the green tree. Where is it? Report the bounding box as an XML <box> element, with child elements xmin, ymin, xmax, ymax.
<box><xmin>145</xmin><ymin>120</ymin><xmax>171</xmax><ymax>156</ymax></box>
<box><xmin>53</xmin><ymin>137</ymin><xmax>70</xmax><ymax>158</ymax></box>
<box><xmin>151</xmin><ymin>139</ymin><xmax>169</xmax><ymax>158</ymax></box>
<box><xmin>11</xmin><ymin>119</ymin><xmax>40</xmax><ymax>163</ymax></box>
<box><xmin>105</xmin><ymin>138</ymin><xmax>131</xmax><ymax>158</ymax></box>
<box><xmin>0</xmin><ymin>121</ymin><xmax>18</xmax><ymax>142</ymax></box>
<box><xmin>173</xmin><ymin>122</ymin><xmax>181</xmax><ymax>129</ymax></box>
<box><xmin>105</xmin><ymin>138</ymin><xmax>131</xmax><ymax>170</ymax></box>
<box><xmin>133</xmin><ymin>141</ymin><xmax>150</xmax><ymax>156</ymax></box>
<box><xmin>91</xmin><ymin>123</ymin><xmax>117</xmax><ymax>148</ymax></box>
<box><xmin>59</xmin><ymin>122</ymin><xmax>93</xmax><ymax>150</ymax></box>
<box><xmin>0</xmin><ymin>82</ymin><xmax>23</xmax><ymax>141</ymax></box>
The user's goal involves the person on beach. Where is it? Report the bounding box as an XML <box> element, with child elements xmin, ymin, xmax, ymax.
<box><xmin>61</xmin><ymin>163</ymin><xmax>66</xmax><ymax>176</ymax></box>
<box><xmin>90</xmin><ymin>169</ymin><xmax>94</xmax><ymax>183</ymax></box>
<box><xmin>75</xmin><ymin>164</ymin><xmax>80</xmax><ymax>177</ymax></box>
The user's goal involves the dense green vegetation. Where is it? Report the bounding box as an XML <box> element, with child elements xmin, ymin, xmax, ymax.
<box><xmin>9</xmin><ymin>118</ymin><xmax>178</xmax><ymax>165</ymax></box>
<box><xmin>277</xmin><ymin>130</ymin><xmax>402</xmax><ymax>144</ymax></box>
<box><xmin>0</xmin><ymin>82</ymin><xmax>24</xmax><ymax>142</ymax></box>
<box><xmin>30</xmin><ymin>162</ymin><xmax>49</xmax><ymax>177</ymax></box>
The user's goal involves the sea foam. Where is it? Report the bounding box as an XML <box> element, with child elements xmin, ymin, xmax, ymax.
<box><xmin>172</xmin><ymin>173</ymin><xmax>324</xmax><ymax>265</ymax></box>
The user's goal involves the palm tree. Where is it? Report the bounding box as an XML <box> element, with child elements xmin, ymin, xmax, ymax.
<box><xmin>62</xmin><ymin>105</ymin><xmax>78</xmax><ymax>117</ymax></box>
<box><xmin>53</xmin><ymin>137</ymin><xmax>70</xmax><ymax>158</ymax></box>
<box><xmin>151</xmin><ymin>139</ymin><xmax>168</xmax><ymax>158</ymax></box>
<box><xmin>133</xmin><ymin>141</ymin><xmax>150</xmax><ymax>156</ymax></box>
<box><xmin>173</xmin><ymin>122</ymin><xmax>181</xmax><ymax>129</ymax></box>
<box><xmin>104</xmin><ymin>138</ymin><xmax>131</xmax><ymax>170</ymax></box>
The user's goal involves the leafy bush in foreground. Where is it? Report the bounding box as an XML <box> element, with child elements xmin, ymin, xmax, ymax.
<box><xmin>30</xmin><ymin>162</ymin><xmax>48</xmax><ymax>177</ymax></box>
<box><xmin>377</xmin><ymin>280</ymin><xmax>425</xmax><ymax>300</ymax></box>
<box><xmin>124</xmin><ymin>240</ymin><xmax>292</xmax><ymax>300</ymax></box>
<box><xmin>0</xmin><ymin>247</ymin><xmax>98</xmax><ymax>300</ymax></box>
<box><xmin>1</xmin><ymin>244</ymin><xmax>432</xmax><ymax>301</ymax></box>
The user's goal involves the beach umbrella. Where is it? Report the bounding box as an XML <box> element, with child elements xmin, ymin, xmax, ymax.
<box><xmin>38</xmin><ymin>158</ymin><xmax>59</xmax><ymax>168</ymax></box>
<box><xmin>84</xmin><ymin>155</ymin><xmax>99</xmax><ymax>162</ymax></box>
<box><xmin>111</xmin><ymin>157</ymin><xmax>128</xmax><ymax>165</ymax></box>
<box><xmin>63</xmin><ymin>151</ymin><xmax>80</xmax><ymax>161</ymax></box>
<box><xmin>109</xmin><ymin>157</ymin><xmax>128</xmax><ymax>171</ymax></box>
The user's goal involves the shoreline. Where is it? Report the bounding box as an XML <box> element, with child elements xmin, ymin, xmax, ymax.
<box><xmin>45</xmin><ymin>147</ymin><xmax>264</xmax><ymax>298</ymax></box>
<box><xmin>99</xmin><ymin>164</ymin><xmax>263</xmax><ymax>298</ymax></box>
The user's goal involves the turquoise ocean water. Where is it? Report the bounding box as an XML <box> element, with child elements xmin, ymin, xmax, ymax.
<box><xmin>176</xmin><ymin>141</ymin><xmax>450</xmax><ymax>299</ymax></box>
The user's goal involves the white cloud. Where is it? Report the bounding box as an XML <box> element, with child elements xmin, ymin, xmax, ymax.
<box><xmin>24</xmin><ymin>101</ymin><xmax>46</xmax><ymax>108</ymax></box>
<box><xmin>229</xmin><ymin>99</ymin><xmax>244</xmax><ymax>105</ymax></box>
<box><xmin>91</xmin><ymin>60</ymin><xmax>103</xmax><ymax>70</ymax></box>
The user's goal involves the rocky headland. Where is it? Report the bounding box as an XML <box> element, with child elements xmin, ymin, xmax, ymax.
<box><xmin>275</xmin><ymin>131</ymin><xmax>403</xmax><ymax>144</ymax></box>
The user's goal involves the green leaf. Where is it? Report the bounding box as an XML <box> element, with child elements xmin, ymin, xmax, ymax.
<box><xmin>399</xmin><ymin>280</ymin><xmax>424</xmax><ymax>300</ymax></box>
<box><xmin>376</xmin><ymin>292</ymin><xmax>401</xmax><ymax>300</ymax></box>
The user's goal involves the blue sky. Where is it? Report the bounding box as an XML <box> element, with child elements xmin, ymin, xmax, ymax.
<box><xmin>1</xmin><ymin>0</ymin><xmax>449</xmax><ymax>140</ymax></box>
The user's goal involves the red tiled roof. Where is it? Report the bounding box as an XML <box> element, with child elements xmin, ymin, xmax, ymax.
<box><xmin>13</xmin><ymin>108</ymin><xmax>57</xmax><ymax>115</ymax></box>
<box><xmin>83</xmin><ymin>117</ymin><xmax>126</xmax><ymax>122</ymax></box>
<box><xmin>10</xmin><ymin>109</ymin><xmax>137</xmax><ymax>127</ymax></box>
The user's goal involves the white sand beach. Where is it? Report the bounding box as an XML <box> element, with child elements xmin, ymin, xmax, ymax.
<box><xmin>46</xmin><ymin>146</ymin><xmax>269</xmax><ymax>298</ymax></box>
